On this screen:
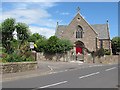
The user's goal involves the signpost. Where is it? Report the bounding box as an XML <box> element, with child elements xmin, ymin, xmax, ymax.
<box><xmin>29</xmin><ymin>42</ymin><xmax>36</xmax><ymax>61</ymax></box>
<box><xmin>30</xmin><ymin>42</ymin><xmax>34</xmax><ymax>49</ymax></box>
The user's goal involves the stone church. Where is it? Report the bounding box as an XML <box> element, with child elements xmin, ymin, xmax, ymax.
<box><xmin>55</xmin><ymin>7</ymin><xmax>112</xmax><ymax>61</ymax></box>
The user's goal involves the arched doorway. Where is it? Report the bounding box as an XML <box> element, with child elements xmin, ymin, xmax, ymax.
<box><xmin>74</xmin><ymin>41</ymin><xmax>85</xmax><ymax>61</ymax></box>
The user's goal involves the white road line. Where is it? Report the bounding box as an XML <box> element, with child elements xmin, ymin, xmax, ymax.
<box><xmin>48</xmin><ymin>66</ymin><xmax>53</xmax><ymax>71</ymax></box>
<box><xmin>79</xmin><ymin>72</ymin><xmax>100</xmax><ymax>79</ymax></box>
<box><xmin>39</xmin><ymin>81</ymin><xmax>68</xmax><ymax>88</ymax></box>
<box><xmin>65</xmin><ymin>70</ymin><xmax>68</xmax><ymax>71</ymax></box>
<box><xmin>105</xmin><ymin>67</ymin><xmax>117</xmax><ymax>71</ymax></box>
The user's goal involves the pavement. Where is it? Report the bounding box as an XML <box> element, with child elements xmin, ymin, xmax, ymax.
<box><xmin>2</xmin><ymin>63</ymin><xmax>119</xmax><ymax>89</ymax></box>
<box><xmin>2</xmin><ymin>61</ymin><xmax>105</xmax><ymax>82</ymax></box>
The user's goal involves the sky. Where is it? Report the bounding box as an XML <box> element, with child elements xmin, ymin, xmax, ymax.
<box><xmin>1</xmin><ymin>2</ymin><xmax>118</xmax><ymax>39</ymax></box>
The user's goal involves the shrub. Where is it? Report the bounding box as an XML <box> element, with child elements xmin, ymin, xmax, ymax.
<box><xmin>95</xmin><ymin>48</ymin><xmax>105</xmax><ymax>58</ymax></box>
<box><xmin>104</xmin><ymin>49</ymin><xmax>111</xmax><ymax>55</ymax></box>
<box><xmin>2</xmin><ymin>52</ymin><xmax>34</xmax><ymax>62</ymax></box>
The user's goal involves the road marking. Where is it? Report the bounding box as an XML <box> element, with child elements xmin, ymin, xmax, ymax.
<box><xmin>39</xmin><ymin>81</ymin><xmax>68</xmax><ymax>88</ymax></box>
<box><xmin>65</xmin><ymin>70</ymin><xmax>68</xmax><ymax>71</ymax></box>
<box><xmin>48</xmin><ymin>66</ymin><xmax>53</xmax><ymax>71</ymax></box>
<box><xmin>105</xmin><ymin>67</ymin><xmax>117</xmax><ymax>71</ymax></box>
<box><xmin>89</xmin><ymin>66</ymin><xmax>93</xmax><ymax>67</ymax></box>
<box><xmin>79</xmin><ymin>72</ymin><xmax>100</xmax><ymax>79</ymax></box>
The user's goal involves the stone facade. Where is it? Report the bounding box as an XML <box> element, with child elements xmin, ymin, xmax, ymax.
<box><xmin>55</xmin><ymin>9</ymin><xmax>112</xmax><ymax>58</ymax></box>
<box><xmin>2</xmin><ymin>62</ymin><xmax>38</xmax><ymax>74</ymax></box>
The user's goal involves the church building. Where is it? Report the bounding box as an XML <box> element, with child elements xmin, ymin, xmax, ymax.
<box><xmin>55</xmin><ymin>7</ymin><xmax>112</xmax><ymax>60</ymax></box>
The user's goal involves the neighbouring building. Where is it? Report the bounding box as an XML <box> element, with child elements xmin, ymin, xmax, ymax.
<box><xmin>55</xmin><ymin>7</ymin><xmax>112</xmax><ymax>61</ymax></box>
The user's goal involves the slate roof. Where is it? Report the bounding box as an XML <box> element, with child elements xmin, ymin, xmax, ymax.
<box><xmin>56</xmin><ymin>24</ymin><xmax>110</xmax><ymax>40</ymax></box>
<box><xmin>91</xmin><ymin>24</ymin><xmax>109</xmax><ymax>39</ymax></box>
<box><xmin>55</xmin><ymin>25</ymin><xmax>67</xmax><ymax>38</ymax></box>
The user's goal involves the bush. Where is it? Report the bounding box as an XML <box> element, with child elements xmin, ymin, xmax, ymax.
<box><xmin>2</xmin><ymin>52</ymin><xmax>34</xmax><ymax>62</ymax></box>
<box><xmin>95</xmin><ymin>48</ymin><xmax>105</xmax><ymax>58</ymax></box>
<box><xmin>104</xmin><ymin>49</ymin><xmax>111</xmax><ymax>55</ymax></box>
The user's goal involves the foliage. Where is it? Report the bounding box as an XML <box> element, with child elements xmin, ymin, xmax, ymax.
<box><xmin>95</xmin><ymin>48</ymin><xmax>105</xmax><ymax>58</ymax></box>
<box><xmin>28</xmin><ymin>33</ymin><xmax>45</xmax><ymax>43</ymax></box>
<box><xmin>43</xmin><ymin>36</ymin><xmax>73</xmax><ymax>54</ymax></box>
<box><xmin>111</xmin><ymin>37</ymin><xmax>120</xmax><ymax>55</ymax></box>
<box><xmin>104</xmin><ymin>49</ymin><xmax>111</xmax><ymax>55</ymax></box>
<box><xmin>15</xmin><ymin>22</ymin><xmax>30</xmax><ymax>49</ymax></box>
<box><xmin>2</xmin><ymin>42</ymin><xmax>34</xmax><ymax>62</ymax></box>
<box><xmin>44</xmin><ymin>36</ymin><xmax>59</xmax><ymax>54</ymax></box>
<box><xmin>56</xmin><ymin>39</ymin><xmax>73</xmax><ymax>53</ymax></box>
<box><xmin>2</xmin><ymin>52</ymin><xmax>34</xmax><ymax>62</ymax></box>
<box><xmin>1</xmin><ymin>18</ymin><xmax>15</xmax><ymax>54</ymax></box>
<box><xmin>1</xmin><ymin>18</ymin><xmax>31</xmax><ymax>53</ymax></box>
<box><xmin>35</xmin><ymin>38</ymin><xmax>47</xmax><ymax>52</ymax></box>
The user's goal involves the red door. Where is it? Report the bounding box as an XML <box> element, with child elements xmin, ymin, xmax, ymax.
<box><xmin>76</xmin><ymin>47</ymin><xmax>82</xmax><ymax>54</ymax></box>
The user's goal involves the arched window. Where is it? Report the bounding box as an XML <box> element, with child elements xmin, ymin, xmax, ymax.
<box><xmin>76</xmin><ymin>25</ymin><xmax>83</xmax><ymax>38</ymax></box>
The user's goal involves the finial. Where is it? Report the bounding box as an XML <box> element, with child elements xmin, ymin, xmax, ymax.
<box><xmin>106</xmin><ymin>19</ymin><xmax>109</xmax><ymax>23</ymax></box>
<box><xmin>57</xmin><ymin>22</ymin><xmax>58</xmax><ymax>25</ymax></box>
<box><xmin>77</xmin><ymin>7</ymin><xmax>80</xmax><ymax>13</ymax></box>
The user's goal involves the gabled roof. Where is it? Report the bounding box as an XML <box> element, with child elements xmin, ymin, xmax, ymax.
<box><xmin>56</xmin><ymin>24</ymin><xmax>110</xmax><ymax>40</ymax></box>
<box><xmin>91</xmin><ymin>24</ymin><xmax>110</xmax><ymax>39</ymax></box>
<box><xmin>55</xmin><ymin>25</ymin><xmax>67</xmax><ymax>38</ymax></box>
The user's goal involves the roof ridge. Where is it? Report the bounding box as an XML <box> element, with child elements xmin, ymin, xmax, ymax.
<box><xmin>91</xmin><ymin>24</ymin><xmax>107</xmax><ymax>25</ymax></box>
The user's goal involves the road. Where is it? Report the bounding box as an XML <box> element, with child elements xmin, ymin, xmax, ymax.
<box><xmin>2</xmin><ymin>63</ymin><xmax>119</xmax><ymax>89</ymax></box>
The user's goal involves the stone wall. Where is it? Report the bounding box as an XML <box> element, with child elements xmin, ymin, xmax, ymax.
<box><xmin>37</xmin><ymin>52</ymin><xmax>71</xmax><ymax>62</ymax></box>
<box><xmin>85</xmin><ymin>55</ymin><xmax>119</xmax><ymax>64</ymax></box>
<box><xmin>37</xmin><ymin>52</ymin><xmax>119</xmax><ymax>64</ymax></box>
<box><xmin>2</xmin><ymin>62</ymin><xmax>38</xmax><ymax>74</ymax></box>
<box><xmin>95</xmin><ymin>55</ymin><xmax>119</xmax><ymax>64</ymax></box>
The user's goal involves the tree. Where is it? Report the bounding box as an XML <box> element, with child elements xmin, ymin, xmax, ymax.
<box><xmin>44</xmin><ymin>36</ymin><xmax>59</xmax><ymax>54</ymax></box>
<box><xmin>35</xmin><ymin>38</ymin><xmax>47</xmax><ymax>52</ymax></box>
<box><xmin>1</xmin><ymin>18</ymin><xmax>15</xmax><ymax>53</ymax></box>
<box><xmin>111</xmin><ymin>37</ymin><xmax>120</xmax><ymax>55</ymax></box>
<box><xmin>1</xmin><ymin>18</ymin><xmax>31</xmax><ymax>53</ymax></box>
<box><xmin>57</xmin><ymin>39</ymin><xmax>73</xmax><ymax>53</ymax></box>
<box><xmin>28</xmin><ymin>33</ymin><xmax>45</xmax><ymax>43</ymax></box>
<box><xmin>15</xmin><ymin>22</ymin><xmax>30</xmax><ymax>49</ymax></box>
<box><xmin>43</xmin><ymin>36</ymin><xmax>73</xmax><ymax>54</ymax></box>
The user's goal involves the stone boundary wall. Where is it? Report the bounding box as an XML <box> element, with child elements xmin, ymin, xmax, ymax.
<box><xmin>2</xmin><ymin>62</ymin><xmax>38</xmax><ymax>74</ymax></box>
<box><xmin>85</xmin><ymin>55</ymin><xmax>119</xmax><ymax>64</ymax></box>
<box><xmin>37</xmin><ymin>52</ymin><xmax>71</xmax><ymax>62</ymax></box>
<box><xmin>37</xmin><ymin>52</ymin><xmax>119</xmax><ymax>64</ymax></box>
<box><xmin>95</xmin><ymin>55</ymin><xmax>119</xmax><ymax>64</ymax></box>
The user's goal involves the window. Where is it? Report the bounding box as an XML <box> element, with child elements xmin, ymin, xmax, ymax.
<box><xmin>76</xmin><ymin>25</ymin><xmax>83</xmax><ymax>38</ymax></box>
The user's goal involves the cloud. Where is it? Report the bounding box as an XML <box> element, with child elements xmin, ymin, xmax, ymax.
<box><xmin>2</xmin><ymin>0</ymin><xmax>119</xmax><ymax>2</ymax></box>
<box><xmin>2</xmin><ymin>8</ymin><xmax>51</xmax><ymax>24</ymax></box>
<box><xmin>30</xmin><ymin>26</ymin><xmax>55</xmax><ymax>38</ymax></box>
<box><xmin>2</xmin><ymin>0</ymin><xmax>60</xmax><ymax>2</ymax></box>
<box><xmin>61</xmin><ymin>12</ymin><xmax>70</xmax><ymax>15</ymax></box>
<box><xmin>1</xmin><ymin>2</ymin><xmax>58</xmax><ymax>38</ymax></box>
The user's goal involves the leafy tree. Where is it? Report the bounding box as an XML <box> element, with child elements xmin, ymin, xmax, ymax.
<box><xmin>57</xmin><ymin>39</ymin><xmax>73</xmax><ymax>53</ymax></box>
<box><xmin>35</xmin><ymin>37</ymin><xmax>47</xmax><ymax>52</ymax></box>
<box><xmin>0</xmin><ymin>24</ymin><xmax>2</xmax><ymax>44</ymax></box>
<box><xmin>43</xmin><ymin>36</ymin><xmax>73</xmax><ymax>54</ymax></box>
<box><xmin>44</xmin><ymin>36</ymin><xmax>59</xmax><ymax>54</ymax></box>
<box><xmin>28</xmin><ymin>33</ymin><xmax>45</xmax><ymax>43</ymax></box>
<box><xmin>1</xmin><ymin>18</ymin><xmax>15</xmax><ymax>53</ymax></box>
<box><xmin>111</xmin><ymin>37</ymin><xmax>120</xmax><ymax>55</ymax></box>
<box><xmin>15</xmin><ymin>22</ymin><xmax>30</xmax><ymax>49</ymax></box>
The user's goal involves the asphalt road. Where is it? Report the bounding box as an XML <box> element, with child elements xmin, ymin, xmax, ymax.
<box><xmin>2</xmin><ymin>63</ymin><xmax>118</xmax><ymax>89</ymax></box>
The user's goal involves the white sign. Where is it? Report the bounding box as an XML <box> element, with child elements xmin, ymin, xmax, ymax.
<box><xmin>30</xmin><ymin>42</ymin><xmax>34</xmax><ymax>49</ymax></box>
